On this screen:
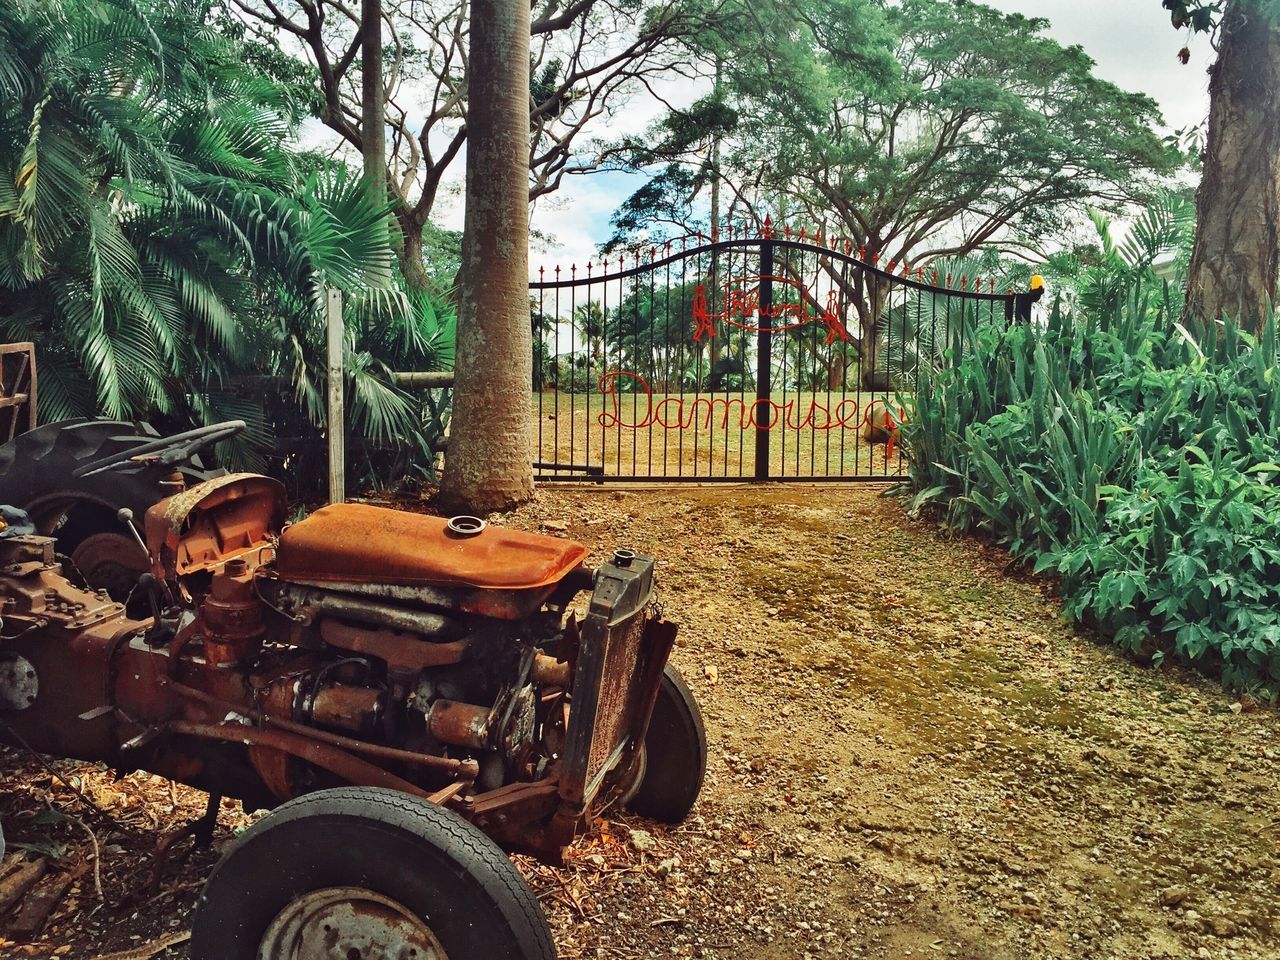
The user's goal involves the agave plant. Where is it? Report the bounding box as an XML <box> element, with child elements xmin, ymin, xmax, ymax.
<box><xmin>0</xmin><ymin>0</ymin><xmax>451</xmax><ymax>487</ymax></box>
<box><xmin>902</xmin><ymin>270</ymin><xmax>1280</xmax><ymax>692</ymax></box>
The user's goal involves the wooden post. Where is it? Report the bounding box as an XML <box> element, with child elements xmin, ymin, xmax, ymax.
<box><xmin>326</xmin><ymin>288</ymin><xmax>345</xmax><ymax>504</ymax></box>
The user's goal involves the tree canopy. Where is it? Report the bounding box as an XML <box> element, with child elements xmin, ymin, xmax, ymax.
<box><xmin>225</xmin><ymin>0</ymin><xmax>712</xmax><ymax>288</ymax></box>
<box><xmin>611</xmin><ymin>0</ymin><xmax>1174</xmax><ymax>275</ymax></box>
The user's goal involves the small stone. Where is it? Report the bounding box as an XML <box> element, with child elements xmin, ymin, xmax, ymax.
<box><xmin>1210</xmin><ymin>916</ymin><xmax>1240</xmax><ymax>937</ymax></box>
<box><xmin>629</xmin><ymin>828</ymin><xmax>657</xmax><ymax>853</ymax></box>
<box><xmin>1229</xmin><ymin>702</ymin><xmax>1243</xmax><ymax>715</ymax></box>
<box><xmin>656</xmin><ymin>857</ymin><xmax>681</xmax><ymax>880</ymax></box>
<box><xmin>542</xmin><ymin>520</ymin><xmax>568</xmax><ymax>533</ymax></box>
<box><xmin>1159</xmin><ymin>885</ymin><xmax>1190</xmax><ymax>908</ymax></box>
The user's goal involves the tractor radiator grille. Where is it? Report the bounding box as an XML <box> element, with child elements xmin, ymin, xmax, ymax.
<box><xmin>582</xmin><ymin>611</ymin><xmax>647</xmax><ymax>793</ymax></box>
<box><xmin>560</xmin><ymin>552</ymin><xmax>675</xmax><ymax>811</ymax></box>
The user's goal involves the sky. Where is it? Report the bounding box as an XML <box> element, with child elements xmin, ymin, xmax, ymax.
<box><xmin>505</xmin><ymin>0</ymin><xmax>1218</xmax><ymax>269</ymax></box>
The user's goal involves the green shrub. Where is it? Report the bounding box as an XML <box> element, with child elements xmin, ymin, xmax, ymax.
<box><xmin>902</xmin><ymin>287</ymin><xmax>1280</xmax><ymax>692</ymax></box>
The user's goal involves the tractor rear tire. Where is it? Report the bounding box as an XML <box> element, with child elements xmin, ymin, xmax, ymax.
<box><xmin>190</xmin><ymin>786</ymin><xmax>556</xmax><ymax>960</ymax></box>
<box><xmin>0</xmin><ymin>419</ymin><xmax>220</xmax><ymax>593</ymax></box>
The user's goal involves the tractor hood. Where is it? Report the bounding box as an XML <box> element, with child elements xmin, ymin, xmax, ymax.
<box><xmin>275</xmin><ymin>502</ymin><xmax>590</xmax><ymax>591</ymax></box>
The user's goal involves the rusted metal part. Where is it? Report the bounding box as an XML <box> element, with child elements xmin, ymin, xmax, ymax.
<box><xmin>167</xmin><ymin>680</ymin><xmax>479</xmax><ymax>779</ymax></box>
<box><xmin>286</xmin><ymin>576</ymin><xmax>556</xmax><ymax>621</ymax></box>
<box><xmin>69</xmin><ymin>532</ymin><xmax>149</xmax><ymax>601</ymax></box>
<box><xmin>319</xmin><ymin>619</ymin><xmax>467</xmax><ymax>672</ymax></box>
<box><xmin>276</xmin><ymin>501</ymin><xmax>589</xmax><ymax>591</ymax></box>
<box><xmin>428</xmin><ymin>698</ymin><xmax>491</xmax><ymax>750</ymax></box>
<box><xmin>201</xmin><ymin>558</ymin><xmax>264</xmax><ymax>665</ymax></box>
<box><xmin>0</xmin><ymin>469</ymin><xmax>687</xmax><ymax>868</ymax></box>
<box><xmin>166</xmin><ymin>720</ymin><xmax>437</xmax><ymax>802</ymax></box>
<box><xmin>425</xmin><ymin>779</ymin><xmax>470</xmax><ymax>806</ymax></box>
<box><xmin>0</xmin><ymin>541</ymin><xmax>149</xmax><ymax>760</ymax></box>
<box><xmin>531</xmin><ymin>653</ymin><xmax>571</xmax><ymax>688</ymax></box>
<box><xmin>0</xmin><ymin>532</ymin><xmax>55</xmax><ymax>570</ymax></box>
<box><xmin>248</xmin><ymin>739</ymin><xmax>296</xmax><ymax>803</ymax></box>
<box><xmin>464</xmin><ymin>779</ymin><xmax>564</xmax><ymax>860</ymax></box>
<box><xmin>0</xmin><ymin>536</ymin><xmax>125</xmax><ymax>629</ymax></box>
<box><xmin>0</xmin><ymin>652</ymin><xmax>37</xmax><ymax>709</ymax></box>
<box><xmin>307</xmin><ymin>684</ymin><xmax>384</xmax><ymax>736</ymax></box>
<box><xmin>610</xmin><ymin>616</ymin><xmax>678</xmax><ymax>791</ymax></box>
<box><xmin>256</xmin><ymin>887</ymin><xmax>447</xmax><ymax>960</ymax></box>
<box><xmin>556</xmin><ymin>552</ymin><xmax>676</xmax><ymax>843</ymax></box>
<box><xmin>144</xmin><ymin>474</ymin><xmax>284</xmax><ymax>581</ymax></box>
<box><xmin>248</xmin><ymin>676</ymin><xmax>306</xmax><ymax>799</ymax></box>
<box><xmin>274</xmin><ymin>582</ymin><xmax>460</xmax><ymax>637</ymax></box>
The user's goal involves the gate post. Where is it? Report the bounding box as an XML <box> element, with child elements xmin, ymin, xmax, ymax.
<box><xmin>754</xmin><ymin>233</ymin><xmax>773</xmax><ymax>481</ymax></box>
<box><xmin>325</xmin><ymin>287</ymin><xmax>345</xmax><ymax>504</ymax></box>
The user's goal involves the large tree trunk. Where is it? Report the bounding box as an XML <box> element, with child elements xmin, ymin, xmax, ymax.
<box><xmin>1184</xmin><ymin>0</ymin><xmax>1280</xmax><ymax>331</ymax></box>
<box><xmin>398</xmin><ymin>211</ymin><xmax>433</xmax><ymax>292</ymax></box>
<box><xmin>361</xmin><ymin>0</ymin><xmax>385</xmax><ymax>184</ymax></box>
<box><xmin>438</xmin><ymin>0</ymin><xmax>534</xmax><ymax>512</ymax></box>
<box><xmin>362</xmin><ymin>0</ymin><xmax>391</xmax><ymax>285</ymax></box>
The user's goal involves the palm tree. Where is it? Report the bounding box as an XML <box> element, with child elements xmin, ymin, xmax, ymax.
<box><xmin>0</xmin><ymin>0</ymin><xmax>449</xmax><ymax>488</ymax></box>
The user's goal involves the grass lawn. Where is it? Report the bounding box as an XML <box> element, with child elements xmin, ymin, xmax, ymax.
<box><xmin>532</xmin><ymin>388</ymin><xmax>908</xmax><ymax>480</ymax></box>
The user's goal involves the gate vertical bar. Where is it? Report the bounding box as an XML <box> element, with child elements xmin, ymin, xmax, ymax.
<box><xmin>755</xmin><ymin>233</ymin><xmax>773</xmax><ymax>480</ymax></box>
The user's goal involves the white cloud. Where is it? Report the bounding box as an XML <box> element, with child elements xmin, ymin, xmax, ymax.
<box><xmin>983</xmin><ymin>0</ymin><xmax>1213</xmax><ymax>131</ymax></box>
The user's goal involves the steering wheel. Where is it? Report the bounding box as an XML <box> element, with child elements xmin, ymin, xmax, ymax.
<box><xmin>72</xmin><ymin>420</ymin><xmax>247</xmax><ymax>478</ymax></box>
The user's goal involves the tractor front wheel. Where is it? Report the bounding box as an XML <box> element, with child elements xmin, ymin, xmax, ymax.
<box><xmin>190</xmin><ymin>787</ymin><xmax>555</xmax><ymax>960</ymax></box>
<box><xmin>624</xmin><ymin>664</ymin><xmax>707</xmax><ymax>823</ymax></box>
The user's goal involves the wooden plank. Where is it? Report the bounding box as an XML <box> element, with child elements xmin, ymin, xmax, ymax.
<box><xmin>24</xmin><ymin>343</ymin><xmax>35</xmax><ymax>431</ymax></box>
<box><xmin>392</xmin><ymin>371</ymin><xmax>455</xmax><ymax>389</ymax></box>
<box><xmin>326</xmin><ymin>288</ymin><xmax>345</xmax><ymax>505</ymax></box>
<box><xmin>0</xmin><ymin>857</ymin><xmax>47</xmax><ymax>915</ymax></box>
<box><xmin>8</xmin><ymin>869</ymin><xmax>76</xmax><ymax>939</ymax></box>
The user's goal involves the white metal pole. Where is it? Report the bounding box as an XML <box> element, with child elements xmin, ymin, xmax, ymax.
<box><xmin>326</xmin><ymin>287</ymin><xmax>345</xmax><ymax>504</ymax></box>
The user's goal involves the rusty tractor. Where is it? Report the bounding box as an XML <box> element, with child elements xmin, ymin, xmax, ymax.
<box><xmin>0</xmin><ymin>422</ymin><xmax>705</xmax><ymax>959</ymax></box>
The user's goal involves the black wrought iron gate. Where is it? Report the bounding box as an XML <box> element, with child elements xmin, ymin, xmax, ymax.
<box><xmin>531</xmin><ymin>224</ymin><xmax>1015</xmax><ymax>482</ymax></box>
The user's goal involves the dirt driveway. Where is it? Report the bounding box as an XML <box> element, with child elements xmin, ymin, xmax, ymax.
<box><xmin>2</xmin><ymin>484</ymin><xmax>1277</xmax><ymax>959</ymax></box>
